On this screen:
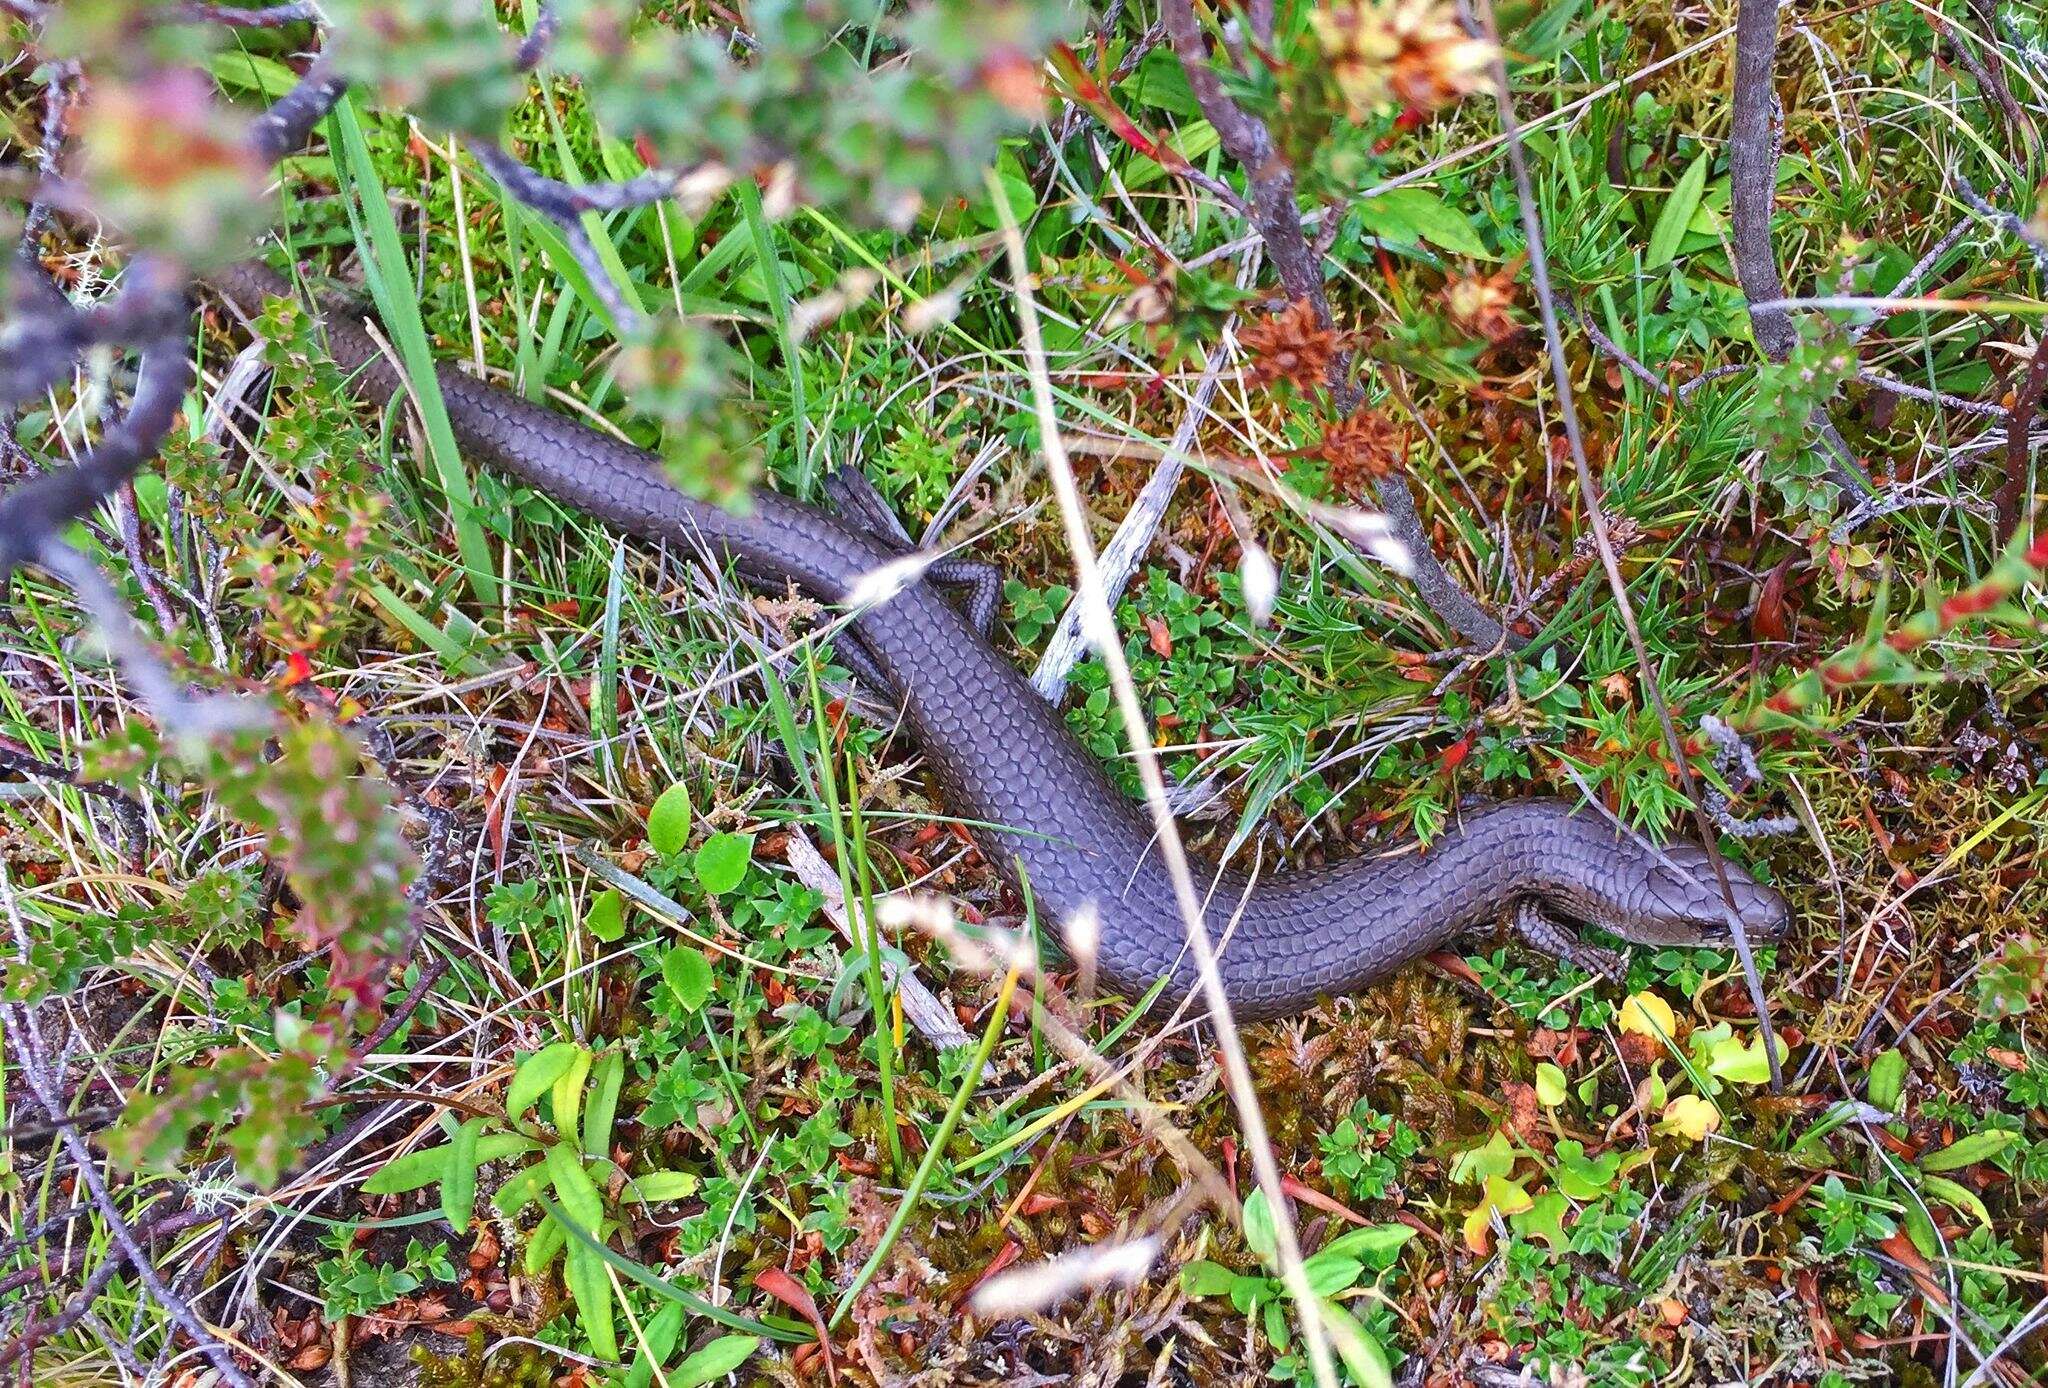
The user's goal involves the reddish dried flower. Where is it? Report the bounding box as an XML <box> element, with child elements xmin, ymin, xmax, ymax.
<box><xmin>1240</xmin><ymin>299</ymin><xmax>1341</xmax><ymax>392</ymax></box>
<box><xmin>1444</xmin><ymin>263</ymin><xmax>1521</xmax><ymax>344</ymax></box>
<box><xmin>1312</xmin><ymin>408</ymin><xmax>1405</xmax><ymax>500</ymax></box>
<box><xmin>1311</xmin><ymin>0</ymin><xmax>1495</xmax><ymax>122</ymax></box>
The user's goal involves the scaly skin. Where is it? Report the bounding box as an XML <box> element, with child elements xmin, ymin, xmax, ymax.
<box><xmin>208</xmin><ymin>263</ymin><xmax>1789</xmax><ymax>1021</ymax></box>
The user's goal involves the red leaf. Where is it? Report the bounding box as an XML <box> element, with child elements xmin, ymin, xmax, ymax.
<box><xmin>1280</xmin><ymin>1175</ymin><xmax>1368</xmax><ymax>1226</ymax></box>
<box><xmin>754</xmin><ymin>1266</ymin><xmax>836</xmax><ymax>1387</ymax></box>
<box><xmin>1144</xmin><ymin>615</ymin><xmax>1173</xmax><ymax>659</ymax></box>
<box><xmin>1427</xmin><ymin>951</ymin><xmax>1483</xmax><ymax>986</ymax></box>
<box><xmin>1752</xmin><ymin>554</ymin><xmax>1797</xmax><ymax>644</ymax></box>
<box><xmin>958</xmin><ymin>1237</ymin><xmax>1023</xmax><ymax>1306</ymax></box>
<box><xmin>1439</xmin><ymin>736</ymin><xmax>1472</xmax><ymax>775</ymax></box>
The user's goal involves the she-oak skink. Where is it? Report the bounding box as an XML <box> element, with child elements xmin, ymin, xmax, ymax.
<box><xmin>209</xmin><ymin>262</ymin><xmax>1788</xmax><ymax>1021</ymax></box>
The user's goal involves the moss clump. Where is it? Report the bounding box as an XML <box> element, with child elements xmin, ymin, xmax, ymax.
<box><xmin>412</xmin><ymin>1330</ymin><xmax>557</xmax><ymax>1388</ymax></box>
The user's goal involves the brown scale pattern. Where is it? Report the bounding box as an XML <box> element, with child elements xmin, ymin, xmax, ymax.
<box><xmin>208</xmin><ymin>264</ymin><xmax>1788</xmax><ymax>1022</ymax></box>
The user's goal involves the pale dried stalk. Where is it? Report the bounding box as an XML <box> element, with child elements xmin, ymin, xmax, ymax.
<box><xmin>779</xmin><ymin>826</ymin><xmax>973</xmax><ymax>1052</ymax></box>
<box><xmin>989</xmin><ymin>182</ymin><xmax>1341</xmax><ymax>1388</ymax></box>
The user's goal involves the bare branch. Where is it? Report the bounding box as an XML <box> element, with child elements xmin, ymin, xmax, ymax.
<box><xmin>1730</xmin><ymin>0</ymin><xmax>1794</xmax><ymax>362</ymax></box>
<box><xmin>19</xmin><ymin>60</ymin><xmax>78</xmax><ymax>250</ymax></box>
<box><xmin>1559</xmin><ymin>295</ymin><xmax>1673</xmax><ymax>396</ymax></box>
<box><xmin>251</xmin><ymin>54</ymin><xmax>349</xmax><ymax>164</ymax></box>
<box><xmin>1727</xmin><ymin>0</ymin><xmax>1873</xmax><ymax>497</ymax></box>
<box><xmin>516</xmin><ymin>1</ymin><xmax>560</xmax><ymax>70</ymax></box>
<box><xmin>1996</xmin><ymin>339</ymin><xmax>2048</xmax><ymax>543</ymax></box>
<box><xmin>0</xmin><ymin>260</ymin><xmax>189</xmax><ymax>410</ymax></box>
<box><xmin>1956</xmin><ymin>174</ymin><xmax>2048</xmax><ymax>274</ymax></box>
<box><xmin>1158</xmin><ymin>0</ymin><xmax>1511</xmax><ymax>650</ymax></box>
<box><xmin>172</xmin><ymin>1</ymin><xmax>319</xmax><ymax>27</ymax></box>
<box><xmin>0</xmin><ymin>740</ymin><xmax>147</xmax><ymax>851</ymax></box>
<box><xmin>1159</xmin><ymin>0</ymin><xmax>1322</xmax><ymax>304</ymax></box>
<box><xmin>0</xmin><ymin>321</ymin><xmax>194</xmax><ymax>581</ymax></box>
<box><xmin>466</xmin><ymin>140</ymin><xmax>728</xmax><ymax>329</ymax></box>
<box><xmin>1</xmin><ymin>879</ymin><xmax>257</xmax><ymax>1388</ymax></box>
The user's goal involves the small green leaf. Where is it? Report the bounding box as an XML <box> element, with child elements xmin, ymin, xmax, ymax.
<box><xmin>1449</xmin><ymin>1130</ymin><xmax>1517</xmax><ymax>1185</ymax></box>
<box><xmin>1903</xmin><ymin>1198</ymin><xmax>1940</xmax><ymax>1260</ymax></box>
<box><xmin>1706</xmin><ymin>1032</ymin><xmax>1786</xmax><ymax>1086</ymax></box>
<box><xmin>563</xmin><ymin>1238</ymin><xmax>618</xmax><ymax>1360</ymax></box>
<box><xmin>1180</xmin><ymin>1259</ymin><xmax>1240</xmax><ymax>1297</ymax></box>
<box><xmin>585</xmin><ymin>887</ymin><xmax>626</xmax><ymax>943</ymax></box>
<box><xmin>1918</xmin><ymin>1128</ymin><xmax>2018</xmax><ymax>1172</ymax></box>
<box><xmin>1325</xmin><ymin>1301</ymin><xmax>1394</xmax><ymax>1388</ymax></box>
<box><xmin>1318</xmin><ymin>1223</ymin><xmax>1416</xmax><ymax>1266</ymax></box>
<box><xmin>624</xmin><ymin>1302</ymin><xmax>686</xmax><ymax>1388</ymax></box>
<box><xmin>1867</xmin><ymin>1048</ymin><xmax>1906</xmax><ymax>1114</ymax></box>
<box><xmin>546</xmin><ymin>1143</ymin><xmax>604</xmax><ymax>1234</ymax></box>
<box><xmin>1553</xmin><ymin>1139</ymin><xmax>1622</xmax><ymax>1200</ymax></box>
<box><xmin>620</xmin><ymin>1170</ymin><xmax>700</xmax><ymax>1204</ymax></box>
<box><xmin>508</xmin><ymin>1042</ymin><xmax>582</xmax><ymax>1119</ymax></box>
<box><xmin>662</xmin><ymin>946</ymin><xmax>714</xmax><ymax>1012</ymax></box>
<box><xmin>361</xmin><ymin>1145</ymin><xmax>453</xmax><ymax>1195</ymax></box>
<box><xmin>1919</xmin><ymin>1173</ymin><xmax>1993</xmax><ymax>1227</ymax></box>
<box><xmin>1356</xmin><ymin>187</ymin><xmax>1491</xmax><ymax>258</ymax></box>
<box><xmin>648</xmin><ymin>781</ymin><xmax>694</xmax><ymax>856</ymax></box>
<box><xmin>693</xmin><ymin>832</ymin><xmax>755</xmax><ymax>895</ymax></box>
<box><xmin>362</xmin><ymin>1132</ymin><xmax>537</xmax><ymax>1194</ymax></box>
<box><xmin>1647</xmin><ymin>151</ymin><xmax>1711</xmax><ymax>268</ymax></box>
<box><xmin>1301</xmin><ymin>1251</ymin><xmax>1364</xmax><ymax>1295</ymax></box>
<box><xmin>552</xmin><ymin>1046</ymin><xmax>595</xmax><ymax>1148</ymax></box>
<box><xmin>524</xmin><ymin>1211</ymin><xmax>566</xmax><ymax>1274</ymax></box>
<box><xmin>583</xmin><ymin>1050</ymin><xmax>624</xmax><ymax>1160</ymax></box>
<box><xmin>494</xmin><ymin>1161</ymin><xmax>551</xmax><ymax>1216</ymax></box>
<box><xmin>1534</xmin><ymin>1062</ymin><xmax>1568</xmax><ymax>1108</ymax></box>
<box><xmin>1242</xmin><ymin>1189</ymin><xmax>1278</xmax><ymax>1262</ymax></box>
<box><xmin>671</xmin><ymin>1334</ymin><xmax>760</xmax><ymax>1387</ymax></box>
<box><xmin>442</xmin><ymin>1117</ymin><xmax>482</xmax><ymax>1234</ymax></box>
<box><xmin>1511</xmin><ymin>1191</ymin><xmax>1571</xmax><ymax>1249</ymax></box>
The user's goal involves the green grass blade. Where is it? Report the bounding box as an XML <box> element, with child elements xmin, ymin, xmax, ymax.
<box><xmin>737</xmin><ymin>180</ymin><xmax>812</xmax><ymax>493</ymax></box>
<box><xmin>327</xmin><ymin>93</ymin><xmax>501</xmax><ymax>612</ymax></box>
<box><xmin>537</xmin><ymin>1196</ymin><xmax>812</xmax><ymax>1343</ymax></box>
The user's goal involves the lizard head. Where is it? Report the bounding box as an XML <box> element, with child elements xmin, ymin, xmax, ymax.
<box><xmin>1577</xmin><ymin>838</ymin><xmax>1791</xmax><ymax>947</ymax></box>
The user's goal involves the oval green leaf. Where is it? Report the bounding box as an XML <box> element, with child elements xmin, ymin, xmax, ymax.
<box><xmin>672</xmin><ymin>1334</ymin><xmax>760</xmax><ymax>1388</ymax></box>
<box><xmin>563</xmin><ymin>1238</ymin><xmax>618</xmax><ymax>1360</ymax></box>
<box><xmin>582</xmin><ymin>1050</ymin><xmax>624</xmax><ymax>1160</ymax></box>
<box><xmin>648</xmin><ymin>781</ymin><xmax>694</xmax><ymax>857</ymax></box>
<box><xmin>1918</xmin><ymin>1128</ymin><xmax>2017</xmax><ymax>1172</ymax></box>
<box><xmin>620</xmin><ymin>1170</ymin><xmax>700</xmax><ymax>1204</ymax></box>
<box><xmin>545</xmin><ymin>1143</ymin><xmax>604</xmax><ymax>1233</ymax></box>
<box><xmin>662</xmin><ymin>945</ymin><xmax>714</xmax><ymax>1013</ymax></box>
<box><xmin>441</xmin><ymin>1116</ymin><xmax>482</xmax><ymax>1234</ymax></box>
<box><xmin>693</xmin><ymin>832</ymin><xmax>755</xmax><ymax>896</ymax></box>
<box><xmin>552</xmin><ymin>1045</ymin><xmax>594</xmax><ymax>1147</ymax></box>
<box><xmin>508</xmin><ymin>1041</ymin><xmax>582</xmax><ymax>1119</ymax></box>
<box><xmin>1647</xmin><ymin>151</ymin><xmax>1711</xmax><ymax>268</ymax></box>
<box><xmin>1867</xmin><ymin>1047</ymin><xmax>1906</xmax><ymax>1114</ymax></box>
<box><xmin>524</xmin><ymin>1210</ymin><xmax>566</xmax><ymax>1274</ymax></box>
<box><xmin>585</xmin><ymin>887</ymin><xmax>626</xmax><ymax>943</ymax></box>
<box><xmin>361</xmin><ymin>1144</ymin><xmax>452</xmax><ymax>1195</ymax></box>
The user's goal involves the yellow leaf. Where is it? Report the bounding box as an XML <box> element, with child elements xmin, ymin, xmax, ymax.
<box><xmin>1461</xmin><ymin>1174</ymin><xmax>1533</xmax><ymax>1255</ymax></box>
<box><xmin>1658</xmin><ymin>1094</ymin><xmax>1721</xmax><ymax>1141</ymax></box>
<box><xmin>1618</xmin><ymin>991</ymin><xmax>1677</xmax><ymax>1044</ymax></box>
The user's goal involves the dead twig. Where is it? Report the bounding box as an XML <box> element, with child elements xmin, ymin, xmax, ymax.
<box><xmin>1</xmin><ymin>879</ymin><xmax>256</xmax><ymax>1388</ymax></box>
<box><xmin>1159</xmin><ymin>0</ymin><xmax>1510</xmax><ymax>651</ymax></box>
<box><xmin>1995</xmin><ymin>341</ymin><xmax>2048</xmax><ymax>543</ymax></box>
<box><xmin>1727</xmin><ymin>0</ymin><xmax>1872</xmax><ymax>497</ymax></box>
